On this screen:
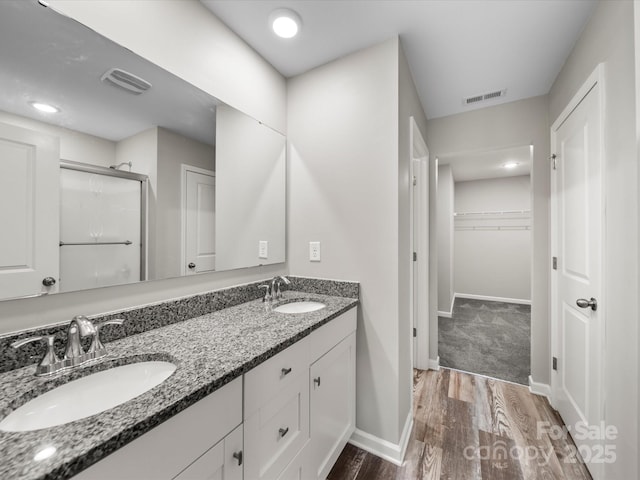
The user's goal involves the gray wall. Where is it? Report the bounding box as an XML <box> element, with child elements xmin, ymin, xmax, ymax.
<box><xmin>426</xmin><ymin>95</ymin><xmax>550</xmax><ymax>385</ymax></box>
<box><xmin>288</xmin><ymin>37</ymin><xmax>426</xmax><ymax>448</ymax></box>
<box><xmin>454</xmin><ymin>175</ymin><xmax>531</xmax><ymax>301</ymax></box>
<box><xmin>398</xmin><ymin>41</ymin><xmax>429</xmax><ymax>436</ymax></box>
<box><xmin>0</xmin><ymin>0</ymin><xmax>287</xmax><ymax>335</ymax></box>
<box><xmin>549</xmin><ymin>1</ymin><xmax>638</xmax><ymax>478</ymax></box>
<box><xmin>156</xmin><ymin>128</ymin><xmax>215</xmax><ymax>279</ymax></box>
<box><xmin>437</xmin><ymin>164</ymin><xmax>454</xmax><ymax>313</ymax></box>
<box><xmin>0</xmin><ymin>110</ymin><xmax>116</xmax><ymax>167</ymax></box>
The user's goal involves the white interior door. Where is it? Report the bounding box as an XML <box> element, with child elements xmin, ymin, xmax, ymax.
<box><xmin>0</xmin><ymin>122</ymin><xmax>59</xmax><ymax>299</ymax></box>
<box><xmin>410</xmin><ymin>117</ymin><xmax>430</xmax><ymax>370</ymax></box>
<box><xmin>552</xmin><ymin>68</ymin><xmax>604</xmax><ymax>479</ymax></box>
<box><xmin>183</xmin><ymin>168</ymin><xmax>215</xmax><ymax>275</ymax></box>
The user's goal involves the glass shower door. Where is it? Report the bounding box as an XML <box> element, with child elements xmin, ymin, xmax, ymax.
<box><xmin>59</xmin><ymin>166</ymin><xmax>144</xmax><ymax>292</ymax></box>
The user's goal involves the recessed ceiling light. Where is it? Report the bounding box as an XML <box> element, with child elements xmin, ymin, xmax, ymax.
<box><xmin>269</xmin><ymin>8</ymin><xmax>301</xmax><ymax>38</ymax></box>
<box><xmin>30</xmin><ymin>102</ymin><xmax>60</xmax><ymax>113</ymax></box>
<box><xmin>503</xmin><ymin>161</ymin><xmax>520</xmax><ymax>169</ymax></box>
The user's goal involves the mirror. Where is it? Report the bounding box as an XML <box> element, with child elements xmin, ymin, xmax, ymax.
<box><xmin>0</xmin><ymin>1</ymin><xmax>285</xmax><ymax>301</ymax></box>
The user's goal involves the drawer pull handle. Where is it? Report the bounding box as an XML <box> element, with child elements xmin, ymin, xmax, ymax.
<box><xmin>281</xmin><ymin>367</ymin><xmax>292</xmax><ymax>376</ymax></box>
<box><xmin>278</xmin><ymin>427</ymin><xmax>289</xmax><ymax>438</ymax></box>
<box><xmin>233</xmin><ymin>451</ymin><xmax>243</xmax><ymax>466</ymax></box>
<box><xmin>314</xmin><ymin>376</ymin><xmax>321</xmax><ymax>387</ymax></box>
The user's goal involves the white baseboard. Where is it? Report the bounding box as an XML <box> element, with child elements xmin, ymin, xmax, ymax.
<box><xmin>528</xmin><ymin>375</ymin><xmax>551</xmax><ymax>399</ymax></box>
<box><xmin>438</xmin><ymin>293</ymin><xmax>456</xmax><ymax>318</ymax></box>
<box><xmin>348</xmin><ymin>412</ymin><xmax>413</xmax><ymax>466</ymax></box>
<box><xmin>428</xmin><ymin>356</ymin><xmax>440</xmax><ymax>371</ymax></box>
<box><xmin>455</xmin><ymin>292</ymin><xmax>531</xmax><ymax>306</ymax></box>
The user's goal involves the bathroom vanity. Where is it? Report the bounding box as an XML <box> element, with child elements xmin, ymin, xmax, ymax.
<box><xmin>0</xmin><ymin>286</ymin><xmax>358</xmax><ymax>480</ymax></box>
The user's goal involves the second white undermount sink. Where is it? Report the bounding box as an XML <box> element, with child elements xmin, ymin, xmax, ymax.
<box><xmin>0</xmin><ymin>361</ymin><xmax>176</xmax><ymax>432</ymax></box>
<box><xmin>273</xmin><ymin>301</ymin><xmax>326</xmax><ymax>314</ymax></box>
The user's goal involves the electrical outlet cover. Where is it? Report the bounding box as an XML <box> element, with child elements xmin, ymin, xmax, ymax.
<box><xmin>259</xmin><ymin>241</ymin><xmax>268</xmax><ymax>259</ymax></box>
<box><xmin>309</xmin><ymin>241</ymin><xmax>321</xmax><ymax>262</ymax></box>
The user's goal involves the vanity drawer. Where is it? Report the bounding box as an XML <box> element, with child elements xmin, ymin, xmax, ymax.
<box><xmin>244</xmin><ymin>370</ymin><xmax>310</xmax><ymax>480</ymax></box>
<box><xmin>244</xmin><ymin>334</ymin><xmax>310</xmax><ymax>416</ymax></box>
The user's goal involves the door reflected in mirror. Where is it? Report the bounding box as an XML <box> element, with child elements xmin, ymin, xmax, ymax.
<box><xmin>0</xmin><ymin>1</ymin><xmax>286</xmax><ymax>301</ymax></box>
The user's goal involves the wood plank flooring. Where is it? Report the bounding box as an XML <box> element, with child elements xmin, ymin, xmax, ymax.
<box><xmin>327</xmin><ymin>368</ymin><xmax>592</xmax><ymax>480</ymax></box>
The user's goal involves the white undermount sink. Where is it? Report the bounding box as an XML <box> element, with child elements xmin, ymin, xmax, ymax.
<box><xmin>0</xmin><ymin>361</ymin><xmax>176</xmax><ymax>432</ymax></box>
<box><xmin>273</xmin><ymin>301</ymin><xmax>326</xmax><ymax>314</ymax></box>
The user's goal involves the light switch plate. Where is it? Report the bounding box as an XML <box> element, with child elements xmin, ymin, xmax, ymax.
<box><xmin>259</xmin><ymin>241</ymin><xmax>268</xmax><ymax>259</ymax></box>
<box><xmin>309</xmin><ymin>241</ymin><xmax>321</xmax><ymax>262</ymax></box>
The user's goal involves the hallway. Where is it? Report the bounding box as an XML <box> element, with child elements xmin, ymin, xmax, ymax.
<box><xmin>328</xmin><ymin>368</ymin><xmax>591</xmax><ymax>480</ymax></box>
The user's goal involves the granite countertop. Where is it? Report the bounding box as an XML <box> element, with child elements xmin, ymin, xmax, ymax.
<box><xmin>0</xmin><ymin>290</ymin><xmax>358</xmax><ymax>480</ymax></box>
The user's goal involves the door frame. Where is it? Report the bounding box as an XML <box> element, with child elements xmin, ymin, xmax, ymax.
<box><xmin>550</xmin><ymin>64</ymin><xmax>606</xmax><ymax>478</ymax></box>
<box><xmin>409</xmin><ymin>116</ymin><xmax>430</xmax><ymax>371</ymax></box>
<box><xmin>180</xmin><ymin>164</ymin><xmax>215</xmax><ymax>276</ymax></box>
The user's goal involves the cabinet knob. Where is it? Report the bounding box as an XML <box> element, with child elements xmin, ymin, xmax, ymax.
<box><xmin>278</xmin><ymin>427</ymin><xmax>289</xmax><ymax>438</ymax></box>
<box><xmin>314</xmin><ymin>376</ymin><xmax>321</xmax><ymax>387</ymax></box>
<box><xmin>232</xmin><ymin>451</ymin><xmax>243</xmax><ymax>466</ymax></box>
<box><xmin>42</xmin><ymin>277</ymin><xmax>56</xmax><ymax>287</ymax></box>
<box><xmin>188</xmin><ymin>262</ymin><xmax>196</xmax><ymax>270</ymax></box>
<box><xmin>281</xmin><ymin>367</ymin><xmax>292</xmax><ymax>376</ymax></box>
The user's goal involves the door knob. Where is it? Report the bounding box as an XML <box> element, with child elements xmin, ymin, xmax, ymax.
<box><xmin>576</xmin><ymin>297</ymin><xmax>597</xmax><ymax>311</ymax></box>
<box><xmin>188</xmin><ymin>262</ymin><xmax>196</xmax><ymax>269</ymax></box>
<box><xmin>42</xmin><ymin>277</ymin><xmax>56</xmax><ymax>287</ymax></box>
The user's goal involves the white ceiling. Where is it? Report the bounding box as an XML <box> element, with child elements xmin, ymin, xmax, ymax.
<box><xmin>439</xmin><ymin>145</ymin><xmax>531</xmax><ymax>182</ymax></box>
<box><xmin>0</xmin><ymin>1</ymin><xmax>218</xmax><ymax>145</ymax></box>
<box><xmin>202</xmin><ymin>0</ymin><xmax>596</xmax><ymax>119</ymax></box>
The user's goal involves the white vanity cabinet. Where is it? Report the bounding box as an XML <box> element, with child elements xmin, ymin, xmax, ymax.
<box><xmin>245</xmin><ymin>307</ymin><xmax>357</xmax><ymax>480</ymax></box>
<box><xmin>72</xmin><ymin>306</ymin><xmax>357</xmax><ymax>480</ymax></box>
<box><xmin>73</xmin><ymin>377</ymin><xmax>243</xmax><ymax>480</ymax></box>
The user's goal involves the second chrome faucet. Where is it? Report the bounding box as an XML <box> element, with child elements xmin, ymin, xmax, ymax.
<box><xmin>259</xmin><ymin>275</ymin><xmax>291</xmax><ymax>303</ymax></box>
<box><xmin>12</xmin><ymin>315</ymin><xmax>124</xmax><ymax>376</ymax></box>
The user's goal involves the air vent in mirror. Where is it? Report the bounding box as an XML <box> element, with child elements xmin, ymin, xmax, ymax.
<box><xmin>101</xmin><ymin>68</ymin><xmax>152</xmax><ymax>95</ymax></box>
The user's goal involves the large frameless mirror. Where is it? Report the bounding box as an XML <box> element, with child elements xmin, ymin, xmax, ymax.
<box><xmin>0</xmin><ymin>1</ymin><xmax>285</xmax><ymax>301</ymax></box>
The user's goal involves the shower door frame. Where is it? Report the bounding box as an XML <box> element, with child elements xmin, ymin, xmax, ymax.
<box><xmin>59</xmin><ymin>159</ymin><xmax>149</xmax><ymax>281</ymax></box>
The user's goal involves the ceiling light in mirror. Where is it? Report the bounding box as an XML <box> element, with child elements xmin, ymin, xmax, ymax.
<box><xmin>270</xmin><ymin>8</ymin><xmax>301</xmax><ymax>38</ymax></box>
<box><xmin>30</xmin><ymin>102</ymin><xmax>59</xmax><ymax>114</ymax></box>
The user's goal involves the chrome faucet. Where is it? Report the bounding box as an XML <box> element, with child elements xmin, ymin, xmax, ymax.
<box><xmin>271</xmin><ymin>275</ymin><xmax>291</xmax><ymax>300</ymax></box>
<box><xmin>64</xmin><ymin>315</ymin><xmax>97</xmax><ymax>364</ymax></box>
<box><xmin>11</xmin><ymin>315</ymin><xmax>124</xmax><ymax>376</ymax></box>
<box><xmin>258</xmin><ymin>276</ymin><xmax>290</xmax><ymax>303</ymax></box>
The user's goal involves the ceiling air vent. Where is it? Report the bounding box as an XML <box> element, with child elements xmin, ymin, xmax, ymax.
<box><xmin>463</xmin><ymin>89</ymin><xmax>507</xmax><ymax>106</ymax></box>
<box><xmin>101</xmin><ymin>68</ymin><xmax>152</xmax><ymax>95</ymax></box>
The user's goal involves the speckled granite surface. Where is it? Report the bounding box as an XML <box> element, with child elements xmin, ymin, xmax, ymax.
<box><xmin>288</xmin><ymin>276</ymin><xmax>359</xmax><ymax>299</ymax></box>
<box><xmin>0</xmin><ymin>290</ymin><xmax>357</xmax><ymax>480</ymax></box>
<box><xmin>0</xmin><ymin>280</ymin><xmax>271</xmax><ymax>374</ymax></box>
<box><xmin>0</xmin><ymin>277</ymin><xmax>358</xmax><ymax>375</ymax></box>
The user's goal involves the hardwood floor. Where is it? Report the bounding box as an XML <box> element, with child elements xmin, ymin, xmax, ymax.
<box><xmin>328</xmin><ymin>368</ymin><xmax>592</xmax><ymax>480</ymax></box>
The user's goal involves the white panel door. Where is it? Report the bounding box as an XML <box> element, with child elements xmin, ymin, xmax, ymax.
<box><xmin>552</xmin><ymin>74</ymin><xmax>604</xmax><ymax>478</ymax></box>
<box><xmin>0</xmin><ymin>122</ymin><xmax>59</xmax><ymax>299</ymax></box>
<box><xmin>184</xmin><ymin>169</ymin><xmax>215</xmax><ymax>275</ymax></box>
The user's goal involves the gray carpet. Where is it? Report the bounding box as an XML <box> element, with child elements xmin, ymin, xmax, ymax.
<box><xmin>438</xmin><ymin>297</ymin><xmax>531</xmax><ymax>385</ymax></box>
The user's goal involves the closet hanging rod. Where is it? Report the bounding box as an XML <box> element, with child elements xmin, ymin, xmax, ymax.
<box><xmin>59</xmin><ymin>240</ymin><xmax>133</xmax><ymax>246</ymax></box>
<box><xmin>454</xmin><ymin>209</ymin><xmax>530</xmax><ymax>216</ymax></box>
<box><xmin>455</xmin><ymin>226</ymin><xmax>531</xmax><ymax>231</ymax></box>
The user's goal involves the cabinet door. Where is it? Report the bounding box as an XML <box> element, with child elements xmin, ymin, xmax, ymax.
<box><xmin>174</xmin><ymin>424</ymin><xmax>243</xmax><ymax>480</ymax></box>
<box><xmin>0</xmin><ymin>122</ymin><xmax>59</xmax><ymax>299</ymax></box>
<box><xmin>309</xmin><ymin>332</ymin><xmax>356</xmax><ymax>480</ymax></box>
